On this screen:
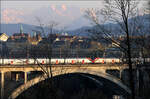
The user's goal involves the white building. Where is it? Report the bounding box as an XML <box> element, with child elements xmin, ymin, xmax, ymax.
<box><xmin>0</xmin><ymin>33</ymin><xmax>9</xmax><ymax>42</ymax></box>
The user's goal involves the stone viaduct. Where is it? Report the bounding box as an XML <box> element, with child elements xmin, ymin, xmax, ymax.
<box><xmin>0</xmin><ymin>64</ymin><xmax>132</xmax><ymax>99</ymax></box>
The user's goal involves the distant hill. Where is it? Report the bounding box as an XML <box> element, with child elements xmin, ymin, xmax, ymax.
<box><xmin>0</xmin><ymin>23</ymin><xmax>36</xmax><ymax>36</ymax></box>
<box><xmin>65</xmin><ymin>14</ymin><xmax>150</xmax><ymax>36</ymax></box>
<box><xmin>80</xmin><ymin>14</ymin><xmax>150</xmax><ymax>37</ymax></box>
<box><xmin>66</xmin><ymin>16</ymin><xmax>92</xmax><ymax>30</ymax></box>
<box><xmin>1</xmin><ymin>14</ymin><xmax>149</xmax><ymax>36</ymax></box>
<box><xmin>66</xmin><ymin>26</ymin><xmax>92</xmax><ymax>36</ymax></box>
<box><xmin>0</xmin><ymin>23</ymin><xmax>62</xmax><ymax>36</ymax></box>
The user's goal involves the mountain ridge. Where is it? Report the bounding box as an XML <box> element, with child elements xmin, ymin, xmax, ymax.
<box><xmin>1</xmin><ymin>14</ymin><xmax>149</xmax><ymax>36</ymax></box>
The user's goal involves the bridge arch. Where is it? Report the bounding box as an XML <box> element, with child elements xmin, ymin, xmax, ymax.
<box><xmin>9</xmin><ymin>68</ymin><xmax>131</xmax><ymax>99</ymax></box>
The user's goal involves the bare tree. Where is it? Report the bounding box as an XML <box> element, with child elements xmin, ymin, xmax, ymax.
<box><xmin>29</xmin><ymin>17</ymin><xmax>60</xmax><ymax>99</ymax></box>
<box><xmin>84</xmin><ymin>0</ymin><xmax>141</xmax><ymax>99</ymax></box>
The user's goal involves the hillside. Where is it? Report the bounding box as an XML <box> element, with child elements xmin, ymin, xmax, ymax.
<box><xmin>1</xmin><ymin>14</ymin><xmax>149</xmax><ymax>36</ymax></box>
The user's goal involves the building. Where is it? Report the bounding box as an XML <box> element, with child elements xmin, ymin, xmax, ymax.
<box><xmin>0</xmin><ymin>33</ymin><xmax>9</xmax><ymax>42</ymax></box>
<box><xmin>11</xmin><ymin>33</ymin><xmax>30</xmax><ymax>39</ymax></box>
<box><xmin>28</xmin><ymin>32</ymin><xmax>42</xmax><ymax>45</ymax></box>
<box><xmin>8</xmin><ymin>24</ymin><xmax>31</xmax><ymax>43</ymax></box>
<box><xmin>10</xmin><ymin>24</ymin><xmax>30</xmax><ymax>41</ymax></box>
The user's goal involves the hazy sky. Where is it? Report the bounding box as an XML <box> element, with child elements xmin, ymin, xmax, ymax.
<box><xmin>1</xmin><ymin>0</ymin><xmax>148</xmax><ymax>29</ymax></box>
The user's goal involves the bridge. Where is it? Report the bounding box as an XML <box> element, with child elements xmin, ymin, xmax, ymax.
<box><xmin>0</xmin><ymin>63</ymin><xmax>141</xmax><ymax>99</ymax></box>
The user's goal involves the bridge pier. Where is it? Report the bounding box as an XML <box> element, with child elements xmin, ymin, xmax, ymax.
<box><xmin>16</xmin><ymin>74</ymin><xmax>19</xmax><ymax>82</ymax></box>
<box><xmin>113</xmin><ymin>95</ymin><xmax>124</xmax><ymax>99</ymax></box>
<box><xmin>24</xmin><ymin>72</ymin><xmax>28</xmax><ymax>84</ymax></box>
<box><xmin>136</xmin><ymin>68</ymin><xmax>140</xmax><ymax>96</ymax></box>
<box><xmin>120</xmin><ymin>70</ymin><xmax>123</xmax><ymax>79</ymax></box>
<box><xmin>1</xmin><ymin>71</ymin><xmax>5</xmax><ymax>99</ymax></box>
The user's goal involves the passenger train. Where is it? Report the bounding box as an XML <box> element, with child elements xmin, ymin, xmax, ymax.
<box><xmin>0</xmin><ymin>58</ymin><xmax>149</xmax><ymax>65</ymax></box>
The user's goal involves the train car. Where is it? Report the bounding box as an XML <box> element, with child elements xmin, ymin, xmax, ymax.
<box><xmin>105</xmin><ymin>58</ymin><xmax>121</xmax><ymax>63</ymax></box>
<box><xmin>0</xmin><ymin>58</ymin><xmax>149</xmax><ymax>65</ymax></box>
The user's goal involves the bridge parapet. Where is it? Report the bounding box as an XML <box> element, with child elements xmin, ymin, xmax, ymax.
<box><xmin>0</xmin><ymin>64</ymin><xmax>128</xmax><ymax>72</ymax></box>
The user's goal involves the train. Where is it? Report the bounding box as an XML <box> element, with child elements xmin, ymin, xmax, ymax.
<box><xmin>0</xmin><ymin>58</ymin><xmax>149</xmax><ymax>65</ymax></box>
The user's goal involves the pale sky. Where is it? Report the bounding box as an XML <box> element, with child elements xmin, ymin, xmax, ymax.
<box><xmin>0</xmin><ymin>0</ymin><xmax>148</xmax><ymax>29</ymax></box>
<box><xmin>1</xmin><ymin>1</ymin><xmax>103</xmax><ymax>28</ymax></box>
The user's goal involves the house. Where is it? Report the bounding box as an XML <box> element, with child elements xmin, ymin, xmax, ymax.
<box><xmin>28</xmin><ymin>33</ymin><xmax>42</xmax><ymax>45</ymax></box>
<box><xmin>0</xmin><ymin>33</ymin><xmax>9</xmax><ymax>42</ymax></box>
<box><xmin>11</xmin><ymin>33</ymin><xmax>30</xmax><ymax>39</ymax></box>
<box><xmin>55</xmin><ymin>33</ymin><xmax>73</xmax><ymax>41</ymax></box>
<box><xmin>48</xmin><ymin>34</ymin><xmax>59</xmax><ymax>43</ymax></box>
<box><xmin>57</xmin><ymin>35</ymin><xmax>73</xmax><ymax>41</ymax></box>
<box><xmin>10</xmin><ymin>24</ymin><xmax>30</xmax><ymax>40</ymax></box>
<box><xmin>53</xmin><ymin>40</ymin><xmax>65</xmax><ymax>48</ymax></box>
